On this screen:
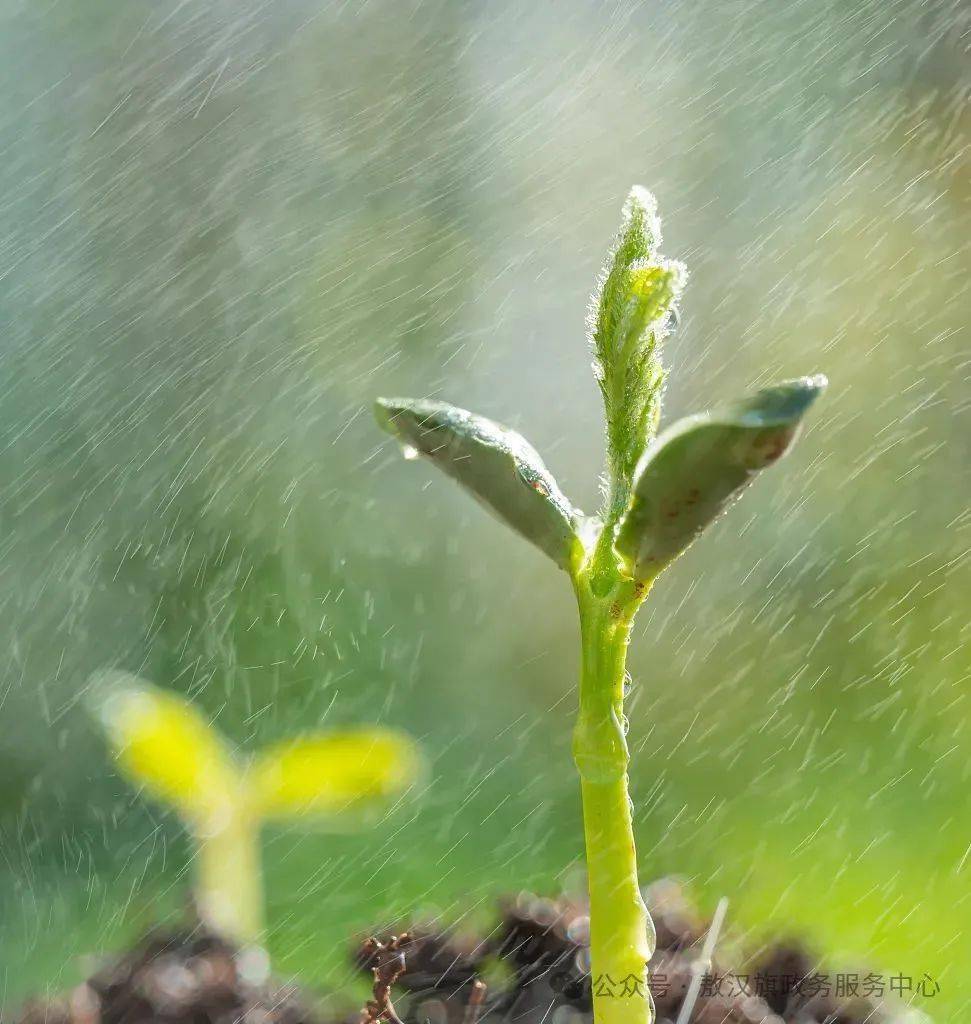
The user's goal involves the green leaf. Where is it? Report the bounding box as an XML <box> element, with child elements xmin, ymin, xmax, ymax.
<box><xmin>93</xmin><ymin>674</ymin><xmax>240</xmax><ymax>825</ymax></box>
<box><xmin>589</xmin><ymin>187</ymin><xmax>685</xmax><ymax>515</ymax></box>
<box><xmin>614</xmin><ymin>375</ymin><xmax>827</xmax><ymax>579</ymax></box>
<box><xmin>248</xmin><ymin>728</ymin><xmax>424</xmax><ymax>823</ymax></box>
<box><xmin>375</xmin><ymin>398</ymin><xmax>581</xmax><ymax>569</ymax></box>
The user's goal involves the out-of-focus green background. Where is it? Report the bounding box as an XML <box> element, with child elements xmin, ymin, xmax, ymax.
<box><xmin>0</xmin><ymin>0</ymin><xmax>967</xmax><ymax>1018</ymax></box>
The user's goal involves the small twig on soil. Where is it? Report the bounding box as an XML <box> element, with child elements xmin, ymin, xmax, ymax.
<box><xmin>676</xmin><ymin>897</ymin><xmax>729</xmax><ymax>1024</ymax></box>
<box><xmin>360</xmin><ymin>934</ymin><xmax>409</xmax><ymax>1024</ymax></box>
<box><xmin>463</xmin><ymin>979</ymin><xmax>487</xmax><ymax>1024</ymax></box>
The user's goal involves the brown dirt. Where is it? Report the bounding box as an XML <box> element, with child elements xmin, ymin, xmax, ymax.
<box><xmin>13</xmin><ymin>880</ymin><xmax>920</xmax><ymax>1024</ymax></box>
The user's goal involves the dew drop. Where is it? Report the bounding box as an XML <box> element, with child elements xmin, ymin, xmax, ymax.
<box><xmin>644</xmin><ymin>911</ymin><xmax>657</xmax><ymax>961</ymax></box>
<box><xmin>566</xmin><ymin>915</ymin><xmax>590</xmax><ymax>945</ymax></box>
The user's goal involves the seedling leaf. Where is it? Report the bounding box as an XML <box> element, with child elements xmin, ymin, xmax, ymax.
<box><xmin>95</xmin><ymin>674</ymin><xmax>239</xmax><ymax>824</ymax></box>
<box><xmin>375</xmin><ymin>397</ymin><xmax>581</xmax><ymax>569</ymax></box>
<box><xmin>589</xmin><ymin>187</ymin><xmax>685</xmax><ymax>514</ymax></box>
<box><xmin>615</xmin><ymin>375</ymin><xmax>827</xmax><ymax>579</ymax></box>
<box><xmin>249</xmin><ymin>728</ymin><xmax>423</xmax><ymax>821</ymax></box>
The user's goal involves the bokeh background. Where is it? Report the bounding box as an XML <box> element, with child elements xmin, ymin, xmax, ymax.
<box><xmin>0</xmin><ymin>0</ymin><xmax>967</xmax><ymax>1017</ymax></box>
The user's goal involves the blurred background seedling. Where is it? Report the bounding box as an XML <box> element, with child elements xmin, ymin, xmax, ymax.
<box><xmin>94</xmin><ymin>673</ymin><xmax>423</xmax><ymax>950</ymax></box>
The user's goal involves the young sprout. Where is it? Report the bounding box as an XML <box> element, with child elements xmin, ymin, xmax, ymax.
<box><xmin>94</xmin><ymin>674</ymin><xmax>422</xmax><ymax>949</ymax></box>
<box><xmin>374</xmin><ymin>187</ymin><xmax>826</xmax><ymax>1024</ymax></box>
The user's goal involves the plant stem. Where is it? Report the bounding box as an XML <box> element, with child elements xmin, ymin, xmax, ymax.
<box><xmin>573</xmin><ymin>564</ymin><xmax>653</xmax><ymax>1024</ymax></box>
<box><xmin>196</xmin><ymin>802</ymin><xmax>263</xmax><ymax>946</ymax></box>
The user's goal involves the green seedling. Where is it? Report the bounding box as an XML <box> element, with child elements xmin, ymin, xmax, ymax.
<box><xmin>375</xmin><ymin>187</ymin><xmax>826</xmax><ymax>1024</ymax></box>
<box><xmin>95</xmin><ymin>674</ymin><xmax>422</xmax><ymax>948</ymax></box>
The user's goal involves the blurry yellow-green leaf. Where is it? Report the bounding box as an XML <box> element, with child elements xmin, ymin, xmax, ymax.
<box><xmin>94</xmin><ymin>674</ymin><xmax>239</xmax><ymax>823</ymax></box>
<box><xmin>249</xmin><ymin>728</ymin><xmax>423</xmax><ymax>821</ymax></box>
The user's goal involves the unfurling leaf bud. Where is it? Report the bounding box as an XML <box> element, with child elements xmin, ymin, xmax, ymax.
<box><xmin>589</xmin><ymin>188</ymin><xmax>685</xmax><ymax>517</ymax></box>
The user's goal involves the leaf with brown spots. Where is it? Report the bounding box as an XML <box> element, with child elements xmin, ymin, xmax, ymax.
<box><xmin>614</xmin><ymin>375</ymin><xmax>827</xmax><ymax>580</ymax></box>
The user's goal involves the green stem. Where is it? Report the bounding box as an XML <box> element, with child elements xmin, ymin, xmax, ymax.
<box><xmin>195</xmin><ymin>801</ymin><xmax>263</xmax><ymax>946</ymax></box>
<box><xmin>573</xmin><ymin>567</ymin><xmax>654</xmax><ymax>1024</ymax></box>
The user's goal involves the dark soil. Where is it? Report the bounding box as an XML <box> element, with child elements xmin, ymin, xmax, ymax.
<box><xmin>15</xmin><ymin>929</ymin><xmax>317</xmax><ymax>1024</ymax></box>
<box><xmin>14</xmin><ymin>880</ymin><xmax>918</xmax><ymax>1024</ymax></box>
